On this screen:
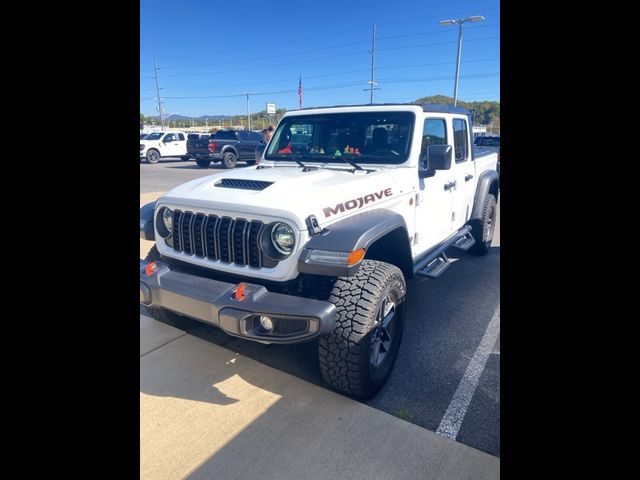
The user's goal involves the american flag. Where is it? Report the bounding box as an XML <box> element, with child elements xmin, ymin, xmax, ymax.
<box><xmin>298</xmin><ymin>75</ymin><xmax>303</xmax><ymax>109</ymax></box>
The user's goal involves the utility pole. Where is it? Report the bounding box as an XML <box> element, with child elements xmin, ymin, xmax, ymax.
<box><xmin>244</xmin><ymin>93</ymin><xmax>252</xmax><ymax>130</ymax></box>
<box><xmin>365</xmin><ymin>24</ymin><xmax>379</xmax><ymax>104</ymax></box>
<box><xmin>152</xmin><ymin>59</ymin><xmax>165</xmax><ymax>130</ymax></box>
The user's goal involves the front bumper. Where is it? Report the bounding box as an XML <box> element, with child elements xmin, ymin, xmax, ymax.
<box><xmin>140</xmin><ymin>259</ymin><xmax>337</xmax><ymax>344</ymax></box>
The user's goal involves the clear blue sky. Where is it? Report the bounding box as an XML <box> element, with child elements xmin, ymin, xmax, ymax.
<box><xmin>140</xmin><ymin>0</ymin><xmax>499</xmax><ymax>118</ymax></box>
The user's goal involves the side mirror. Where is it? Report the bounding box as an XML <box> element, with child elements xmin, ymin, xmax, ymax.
<box><xmin>255</xmin><ymin>143</ymin><xmax>266</xmax><ymax>164</ymax></box>
<box><xmin>419</xmin><ymin>144</ymin><xmax>452</xmax><ymax>178</ymax></box>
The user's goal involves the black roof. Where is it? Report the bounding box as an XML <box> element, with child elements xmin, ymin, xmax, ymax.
<box><xmin>295</xmin><ymin>103</ymin><xmax>471</xmax><ymax>116</ymax></box>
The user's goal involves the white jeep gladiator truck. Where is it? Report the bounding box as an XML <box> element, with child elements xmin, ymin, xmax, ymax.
<box><xmin>140</xmin><ymin>104</ymin><xmax>499</xmax><ymax>398</ymax></box>
<box><xmin>140</xmin><ymin>131</ymin><xmax>190</xmax><ymax>164</ymax></box>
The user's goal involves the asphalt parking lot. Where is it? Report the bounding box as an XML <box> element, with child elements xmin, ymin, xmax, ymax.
<box><xmin>140</xmin><ymin>158</ymin><xmax>500</xmax><ymax>458</ymax></box>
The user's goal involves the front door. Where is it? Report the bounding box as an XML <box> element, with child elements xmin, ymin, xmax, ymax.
<box><xmin>162</xmin><ymin>133</ymin><xmax>179</xmax><ymax>156</ymax></box>
<box><xmin>413</xmin><ymin>117</ymin><xmax>455</xmax><ymax>256</ymax></box>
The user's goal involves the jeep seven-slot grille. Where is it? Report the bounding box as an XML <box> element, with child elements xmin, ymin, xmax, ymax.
<box><xmin>171</xmin><ymin>210</ymin><xmax>264</xmax><ymax>268</ymax></box>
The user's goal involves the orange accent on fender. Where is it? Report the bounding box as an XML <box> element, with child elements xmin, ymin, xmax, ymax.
<box><xmin>234</xmin><ymin>283</ymin><xmax>247</xmax><ymax>301</ymax></box>
<box><xmin>347</xmin><ymin>249</ymin><xmax>365</xmax><ymax>265</ymax></box>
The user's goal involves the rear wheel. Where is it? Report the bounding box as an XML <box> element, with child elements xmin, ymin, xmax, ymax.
<box><xmin>469</xmin><ymin>193</ymin><xmax>497</xmax><ymax>255</ymax></box>
<box><xmin>319</xmin><ymin>260</ymin><xmax>407</xmax><ymax>398</ymax></box>
<box><xmin>196</xmin><ymin>159</ymin><xmax>211</xmax><ymax>168</ymax></box>
<box><xmin>146</xmin><ymin>149</ymin><xmax>160</xmax><ymax>164</ymax></box>
<box><xmin>222</xmin><ymin>152</ymin><xmax>237</xmax><ymax>169</ymax></box>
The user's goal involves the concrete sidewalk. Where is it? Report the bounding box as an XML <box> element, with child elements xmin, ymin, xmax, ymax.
<box><xmin>140</xmin><ymin>314</ymin><xmax>499</xmax><ymax>480</ymax></box>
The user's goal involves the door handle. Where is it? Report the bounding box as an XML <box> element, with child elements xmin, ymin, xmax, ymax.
<box><xmin>465</xmin><ymin>174</ymin><xmax>474</xmax><ymax>182</ymax></box>
<box><xmin>444</xmin><ymin>181</ymin><xmax>456</xmax><ymax>191</ymax></box>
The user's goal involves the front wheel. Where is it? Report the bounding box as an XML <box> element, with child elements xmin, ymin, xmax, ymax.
<box><xmin>146</xmin><ymin>149</ymin><xmax>160</xmax><ymax>164</ymax></box>
<box><xmin>319</xmin><ymin>260</ymin><xmax>407</xmax><ymax>398</ymax></box>
<box><xmin>469</xmin><ymin>193</ymin><xmax>497</xmax><ymax>255</ymax></box>
<box><xmin>195</xmin><ymin>159</ymin><xmax>211</xmax><ymax>168</ymax></box>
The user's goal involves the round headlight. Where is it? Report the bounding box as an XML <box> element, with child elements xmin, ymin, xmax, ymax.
<box><xmin>156</xmin><ymin>207</ymin><xmax>173</xmax><ymax>238</ymax></box>
<box><xmin>162</xmin><ymin>208</ymin><xmax>173</xmax><ymax>232</ymax></box>
<box><xmin>271</xmin><ymin>222</ymin><xmax>295</xmax><ymax>255</ymax></box>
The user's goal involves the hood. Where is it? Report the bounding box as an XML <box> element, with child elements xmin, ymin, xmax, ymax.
<box><xmin>159</xmin><ymin>165</ymin><xmax>403</xmax><ymax>230</ymax></box>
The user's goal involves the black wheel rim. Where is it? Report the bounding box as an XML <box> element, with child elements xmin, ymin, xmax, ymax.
<box><xmin>370</xmin><ymin>296</ymin><xmax>396</xmax><ymax>367</ymax></box>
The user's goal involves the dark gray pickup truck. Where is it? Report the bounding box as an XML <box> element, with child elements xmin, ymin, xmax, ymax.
<box><xmin>188</xmin><ymin>130</ymin><xmax>263</xmax><ymax>169</ymax></box>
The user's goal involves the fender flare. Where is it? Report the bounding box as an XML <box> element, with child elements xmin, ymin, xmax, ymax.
<box><xmin>298</xmin><ymin>209</ymin><xmax>410</xmax><ymax>277</ymax></box>
<box><xmin>220</xmin><ymin>145</ymin><xmax>238</xmax><ymax>157</ymax></box>
<box><xmin>140</xmin><ymin>201</ymin><xmax>156</xmax><ymax>240</ymax></box>
<box><xmin>470</xmin><ymin>170</ymin><xmax>499</xmax><ymax>220</ymax></box>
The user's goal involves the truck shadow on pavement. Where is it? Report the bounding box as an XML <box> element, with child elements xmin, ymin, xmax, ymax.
<box><xmin>139</xmin><ymin>247</ymin><xmax>500</xmax><ymax>476</ymax></box>
<box><xmin>140</xmin><ymin>245</ymin><xmax>499</xmax><ymax>412</ymax></box>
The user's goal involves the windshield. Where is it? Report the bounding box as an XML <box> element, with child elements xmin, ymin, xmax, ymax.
<box><xmin>265</xmin><ymin>112</ymin><xmax>415</xmax><ymax>165</ymax></box>
<box><xmin>144</xmin><ymin>132</ymin><xmax>163</xmax><ymax>140</ymax></box>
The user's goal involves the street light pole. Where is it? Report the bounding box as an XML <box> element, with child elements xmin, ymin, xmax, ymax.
<box><xmin>440</xmin><ymin>16</ymin><xmax>485</xmax><ymax>106</ymax></box>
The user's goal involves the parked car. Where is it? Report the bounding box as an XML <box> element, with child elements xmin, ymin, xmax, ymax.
<box><xmin>188</xmin><ymin>129</ymin><xmax>263</xmax><ymax>168</ymax></box>
<box><xmin>140</xmin><ymin>133</ymin><xmax>148</xmax><ymax>139</ymax></box>
<box><xmin>140</xmin><ymin>131</ymin><xmax>190</xmax><ymax>164</ymax></box>
<box><xmin>475</xmin><ymin>136</ymin><xmax>500</xmax><ymax>173</ymax></box>
<box><xmin>140</xmin><ymin>103</ymin><xmax>499</xmax><ymax>398</ymax></box>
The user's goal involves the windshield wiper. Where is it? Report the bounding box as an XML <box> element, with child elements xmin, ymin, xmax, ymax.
<box><xmin>332</xmin><ymin>154</ymin><xmax>364</xmax><ymax>171</ymax></box>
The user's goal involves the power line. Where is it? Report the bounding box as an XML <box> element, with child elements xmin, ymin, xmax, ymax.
<box><xmin>142</xmin><ymin>58</ymin><xmax>499</xmax><ymax>94</ymax></box>
<box><xmin>140</xmin><ymin>7</ymin><xmax>499</xmax><ymax>70</ymax></box>
<box><xmin>141</xmin><ymin>23</ymin><xmax>498</xmax><ymax>74</ymax></box>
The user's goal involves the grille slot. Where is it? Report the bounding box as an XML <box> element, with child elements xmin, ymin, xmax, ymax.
<box><xmin>218</xmin><ymin>217</ymin><xmax>233</xmax><ymax>263</ymax></box>
<box><xmin>167</xmin><ymin>211</ymin><xmax>269</xmax><ymax>269</ymax></box>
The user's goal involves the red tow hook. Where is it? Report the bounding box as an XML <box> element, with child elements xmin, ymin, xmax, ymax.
<box><xmin>233</xmin><ymin>283</ymin><xmax>247</xmax><ymax>301</ymax></box>
<box><xmin>145</xmin><ymin>261</ymin><xmax>158</xmax><ymax>276</ymax></box>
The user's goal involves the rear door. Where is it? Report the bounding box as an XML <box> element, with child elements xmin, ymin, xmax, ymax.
<box><xmin>450</xmin><ymin>117</ymin><xmax>475</xmax><ymax>229</ymax></box>
<box><xmin>175</xmin><ymin>133</ymin><xmax>187</xmax><ymax>155</ymax></box>
<box><xmin>413</xmin><ymin>117</ymin><xmax>455</xmax><ymax>254</ymax></box>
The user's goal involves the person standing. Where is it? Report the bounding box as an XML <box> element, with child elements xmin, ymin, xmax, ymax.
<box><xmin>255</xmin><ymin>125</ymin><xmax>275</xmax><ymax>165</ymax></box>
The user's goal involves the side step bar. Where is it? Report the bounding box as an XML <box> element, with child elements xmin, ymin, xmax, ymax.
<box><xmin>452</xmin><ymin>232</ymin><xmax>476</xmax><ymax>251</ymax></box>
<box><xmin>414</xmin><ymin>226</ymin><xmax>472</xmax><ymax>279</ymax></box>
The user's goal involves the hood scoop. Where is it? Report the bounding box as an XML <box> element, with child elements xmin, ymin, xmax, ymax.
<box><xmin>214</xmin><ymin>178</ymin><xmax>274</xmax><ymax>191</ymax></box>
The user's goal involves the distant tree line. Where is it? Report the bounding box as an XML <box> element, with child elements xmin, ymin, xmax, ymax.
<box><xmin>141</xmin><ymin>96</ymin><xmax>499</xmax><ymax>132</ymax></box>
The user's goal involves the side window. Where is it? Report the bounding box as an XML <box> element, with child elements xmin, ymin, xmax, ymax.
<box><xmin>251</xmin><ymin>132</ymin><xmax>262</xmax><ymax>142</ymax></box>
<box><xmin>238</xmin><ymin>131</ymin><xmax>249</xmax><ymax>141</ymax></box>
<box><xmin>452</xmin><ymin>119</ymin><xmax>469</xmax><ymax>163</ymax></box>
<box><xmin>164</xmin><ymin>134</ymin><xmax>175</xmax><ymax>142</ymax></box>
<box><xmin>177</xmin><ymin>133</ymin><xmax>185</xmax><ymax>141</ymax></box>
<box><xmin>420</xmin><ymin>118</ymin><xmax>447</xmax><ymax>166</ymax></box>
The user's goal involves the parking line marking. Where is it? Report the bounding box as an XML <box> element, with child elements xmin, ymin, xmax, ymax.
<box><xmin>436</xmin><ymin>305</ymin><xmax>500</xmax><ymax>440</ymax></box>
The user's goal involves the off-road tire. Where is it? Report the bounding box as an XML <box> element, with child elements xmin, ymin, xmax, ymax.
<box><xmin>469</xmin><ymin>193</ymin><xmax>497</xmax><ymax>255</ymax></box>
<box><xmin>196</xmin><ymin>159</ymin><xmax>211</xmax><ymax>168</ymax></box>
<box><xmin>319</xmin><ymin>260</ymin><xmax>407</xmax><ymax>398</ymax></box>
<box><xmin>143</xmin><ymin>246</ymin><xmax>188</xmax><ymax>328</ymax></box>
<box><xmin>222</xmin><ymin>152</ymin><xmax>237</xmax><ymax>169</ymax></box>
<box><xmin>146</xmin><ymin>149</ymin><xmax>160</xmax><ymax>164</ymax></box>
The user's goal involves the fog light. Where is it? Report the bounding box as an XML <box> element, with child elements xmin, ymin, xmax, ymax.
<box><xmin>259</xmin><ymin>316</ymin><xmax>274</xmax><ymax>332</ymax></box>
